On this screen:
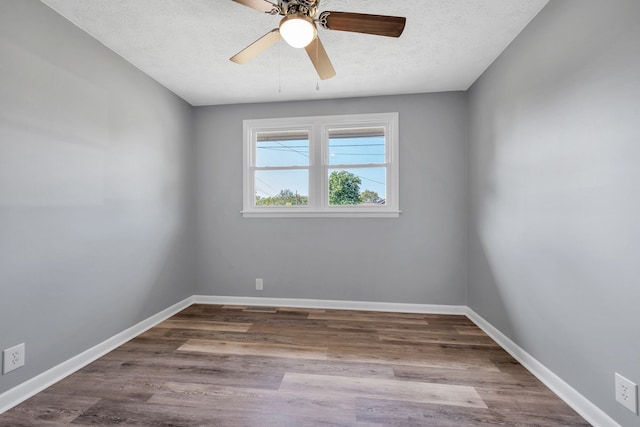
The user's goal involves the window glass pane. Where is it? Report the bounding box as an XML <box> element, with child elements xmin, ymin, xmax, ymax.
<box><xmin>256</xmin><ymin>131</ymin><xmax>309</xmax><ymax>167</ymax></box>
<box><xmin>328</xmin><ymin>128</ymin><xmax>385</xmax><ymax>166</ymax></box>
<box><xmin>255</xmin><ymin>169</ymin><xmax>309</xmax><ymax>206</ymax></box>
<box><xmin>328</xmin><ymin>167</ymin><xmax>386</xmax><ymax>206</ymax></box>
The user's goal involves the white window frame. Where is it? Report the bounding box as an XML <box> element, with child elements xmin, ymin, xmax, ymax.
<box><xmin>242</xmin><ymin>112</ymin><xmax>400</xmax><ymax>218</ymax></box>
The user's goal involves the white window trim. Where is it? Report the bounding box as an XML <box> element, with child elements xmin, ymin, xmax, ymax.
<box><xmin>242</xmin><ymin>113</ymin><xmax>400</xmax><ymax>218</ymax></box>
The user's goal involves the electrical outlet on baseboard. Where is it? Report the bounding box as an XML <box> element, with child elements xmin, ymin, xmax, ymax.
<box><xmin>615</xmin><ymin>372</ymin><xmax>638</xmax><ymax>414</ymax></box>
<box><xmin>2</xmin><ymin>343</ymin><xmax>25</xmax><ymax>374</ymax></box>
<box><xmin>256</xmin><ymin>278</ymin><xmax>263</xmax><ymax>291</ymax></box>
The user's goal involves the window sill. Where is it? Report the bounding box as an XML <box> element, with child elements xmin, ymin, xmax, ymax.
<box><xmin>241</xmin><ymin>210</ymin><xmax>401</xmax><ymax>218</ymax></box>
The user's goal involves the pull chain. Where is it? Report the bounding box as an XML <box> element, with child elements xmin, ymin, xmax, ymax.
<box><xmin>315</xmin><ymin>38</ymin><xmax>320</xmax><ymax>91</ymax></box>
<box><xmin>278</xmin><ymin>45</ymin><xmax>282</xmax><ymax>93</ymax></box>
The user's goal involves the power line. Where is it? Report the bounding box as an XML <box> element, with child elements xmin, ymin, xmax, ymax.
<box><xmin>329</xmin><ymin>153</ymin><xmax>384</xmax><ymax>156</ymax></box>
<box><xmin>255</xmin><ymin>177</ymin><xmax>279</xmax><ymax>197</ymax></box>
<box><xmin>275</xmin><ymin>140</ymin><xmax>308</xmax><ymax>158</ymax></box>
<box><xmin>256</xmin><ymin>141</ymin><xmax>309</xmax><ymax>159</ymax></box>
<box><xmin>258</xmin><ymin>143</ymin><xmax>384</xmax><ymax>149</ymax></box>
<box><xmin>333</xmin><ymin>145</ymin><xmax>384</xmax><ymax>148</ymax></box>
<box><xmin>356</xmin><ymin>174</ymin><xmax>385</xmax><ymax>186</ymax></box>
<box><xmin>328</xmin><ymin>170</ymin><xmax>386</xmax><ymax>187</ymax></box>
<box><xmin>258</xmin><ymin>147</ymin><xmax>309</xmax><ymax>152</ymax></box>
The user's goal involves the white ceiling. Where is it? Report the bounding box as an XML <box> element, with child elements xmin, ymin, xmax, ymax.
<box><xmin>40</xmin><ymin>0</ymin><xmax>549</xmax><ymax>106</ymax></box>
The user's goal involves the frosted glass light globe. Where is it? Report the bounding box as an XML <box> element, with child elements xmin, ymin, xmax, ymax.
<box><xmin>279</xmin><ymin>14</ymin><xmax>316</xmax><ymax>48</ymax></box>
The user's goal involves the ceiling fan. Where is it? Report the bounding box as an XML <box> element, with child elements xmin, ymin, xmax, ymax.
<box><xmin>230</xmin><ymin>0</ymin><xmax>406</xmax><ymax>80</ymax></box>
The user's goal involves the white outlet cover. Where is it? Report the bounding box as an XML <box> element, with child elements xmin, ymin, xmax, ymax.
<box><xmin>2</xmin><ymin>343</ymin><xmax>25</xmax><ymax>374</ymax></box>
<box><xmin>615</xmin><ymin>373</ymin><xmax>638</xmax><ymax>414</ymax></box>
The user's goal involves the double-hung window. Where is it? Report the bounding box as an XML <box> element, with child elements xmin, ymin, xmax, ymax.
<box><xmin>242</xmin><ymin>113</ymin><xmax>399</xmax><ymax>217</ymax></box>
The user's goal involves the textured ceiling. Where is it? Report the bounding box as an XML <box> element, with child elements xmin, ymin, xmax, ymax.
<box><xmin>40</xmin><ymin>0</ymin><xmax>549</xmax><ymax>106</ymax></box>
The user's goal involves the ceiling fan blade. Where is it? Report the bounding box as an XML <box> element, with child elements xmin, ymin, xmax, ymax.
<box><xmin>230</xmin><ymin>29</ymin><xmax>282</xmax><ymax>64</ymax></box>
<box><xmin>232</xmin><ymin>0</ymin><xmax>279</xmax><ymax>14</ymax></box>
<box><xmin>320</xmin><ymin>11</ymin><xmax>406</xmax><ymax>37</ymax></box>
<box><xmin>305</xmin><ymin>36</ymin><xmax>336</xmax><ymax>80</ymax></box>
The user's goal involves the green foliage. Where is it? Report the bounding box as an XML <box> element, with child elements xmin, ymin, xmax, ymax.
<box><xmin>359</xmin><ymin>189</ymin><xmax>380</xmax><ymax>204</ymax></box>
<box><xmin>256</xmin><ymin>189</ymin><xmax>308</xmax><ymax>206</ymax></box>
<box><xmin>329</xmin><ymin>170</ymin><xmax>362</xmax><ymax>205</ymax></box>
<box><xmin>256</xmin><ymin>175</ymin><xmax>380</xmax><ymax>207</ymax></box>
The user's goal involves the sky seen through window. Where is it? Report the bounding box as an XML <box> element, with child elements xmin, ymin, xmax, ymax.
<box><xmin>255</xmin><ymin>135</ymin><xmax>386</xmax><ymax>201</ymax></box>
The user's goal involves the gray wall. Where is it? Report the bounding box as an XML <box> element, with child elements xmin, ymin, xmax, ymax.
<box><xmin>0</xmin><ymin>1</ymin><xmax>195</xmax><ymax>394</ymax></box>
<box><xmin>4</xmin><ymin>0</ymin><xmax>635</xmax><ymax>423</ymax></box>
<box><xmin>467</xmin><ymin>1</ymin><xmax>640</xmax><ymax>425</ymax></box>
<box><xmin>194</xmin><ymin>93</ymin><xmax>467</xmax><ymax>305</ymax></box>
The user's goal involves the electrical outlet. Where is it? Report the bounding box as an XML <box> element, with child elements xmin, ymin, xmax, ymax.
<box><xmin>256</xmin><ymin>278</ymin><xmax>263</xmax><ymax>291</ymax></box>
<box><xmin>2</xmin><ymin>343</ymin><xmax>25</xmax><ymax>374</ymax></box>
<box><xmin>615</xmin><ymin>373</ymin><xmax>638</xmax><ymax>414</ymax></box>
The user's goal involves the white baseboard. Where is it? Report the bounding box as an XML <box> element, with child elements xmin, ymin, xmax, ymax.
<box><xmin>465</xmin><ymin>308</ymin><xmax>619</xmax><ymax>427</ymax></box>
<box><xmin>0</xmin><ymin>296</ymin><xmax>194</xmax><ymax>415</ymax></box>
<box><xmin>192</xmin><ymin>295</ymin><xmax>467</xmax><ymax>315</ymax></box>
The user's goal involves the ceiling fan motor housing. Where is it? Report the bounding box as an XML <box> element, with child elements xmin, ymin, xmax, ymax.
<box><xmin>280</xmin><ymin>0</ymin><xmax>319</xmax><ymax>18</ymax></box>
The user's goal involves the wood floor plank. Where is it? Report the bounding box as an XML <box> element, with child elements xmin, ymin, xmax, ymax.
<box><xmin>356</xmin><ymin>397</ymin><xmax>511</xmax><ymax>427</ymax></box>
<box><xmin>155</xmin><ymin>319</ymin><xmax>252</xmax><ymax>332</ymax></box>
<box><xmin>392</xmin><ymin>365</ymin><xmax>520</xmax><ymax>388</ymax></box>
<box><xmin>327</xmin><ymin>345</ymin><xmax>502</xmax><ymax>372</ymax></box>
<box><xmin>163</xmin><ymin>328</ymin><xmax>297</xmax><ymax>345</ymax></box>
<box><xmin>319</xmin><ymin>309</ymin><xmax>429</xmax><ymax>320</ymax></box>
<box><xmin>0</xmin><ymin>393</ymin><xmax>100</xmax><ymax>426</ymax></box>
<box><xmin>248</xmin><ymin>322</ymin><xmax>377</xmax><ymax>339</ymax></box>
<box><xmin>115</xmin><ymin>359</ymin><xmax>285</xmax><ymax>391</ymax></box>
<box><xmin>217</xmin><ymin>354</ymin><xmax>396</xmax><ymax>379</ymax></box>
<box><xmin>147</xmin><ymin>381</ymin><xmax>358</xmax><ymax>422</ymax></box>
<box><xmin>308</xmin><ymin>312</ymin><xmax>429</xmax><ymax>325</ymax></box>
<box><xmin>355</xmin><ymin>396</ymin><xmax>426</xmax><ymax>426</ymax></box>
<box><xmin>71</xmin><ymin>399</ymin><xmax>372</xmax><ymax>427</ymax></box>
<box><xmin>279</xmin><ymin>372</ymin><xmax>488</xmax><ymax>409</ymax></box>
<box><xmin>178</xmin><ymin>338</ymin><xmax>329</xmax><ymax>360</ymax></box>
<box><xmin>275</xmin><ymin>307</ymin><xmax>327</xmax><ymax>314</ymax></box>
<box><xmin>248</xmin><ymin>325</ymin><xmax>381</xmax><ymax>347</ymax></box>
<box><xmin>378</xmin><ymin>330</ymin><xmax>499</xmax><ymax>347</ymax></box>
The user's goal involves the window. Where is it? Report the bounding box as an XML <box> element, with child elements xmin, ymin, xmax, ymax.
<box><xmin>243</xmin><ymin>113</ymin><xmax>399</xmax><ymax>218</ymax></box>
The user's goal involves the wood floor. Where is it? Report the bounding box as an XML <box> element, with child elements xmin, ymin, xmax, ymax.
<box><xmin>0</xmin><ymin>304</ymin><xmax>590</xmax><ymax>426</ymax></box>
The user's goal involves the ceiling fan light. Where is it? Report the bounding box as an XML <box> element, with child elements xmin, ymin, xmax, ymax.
<box><xmin>279</xmin><ymin>14</ymin><xmax>316</xmax><ymax>48</ymax></box>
